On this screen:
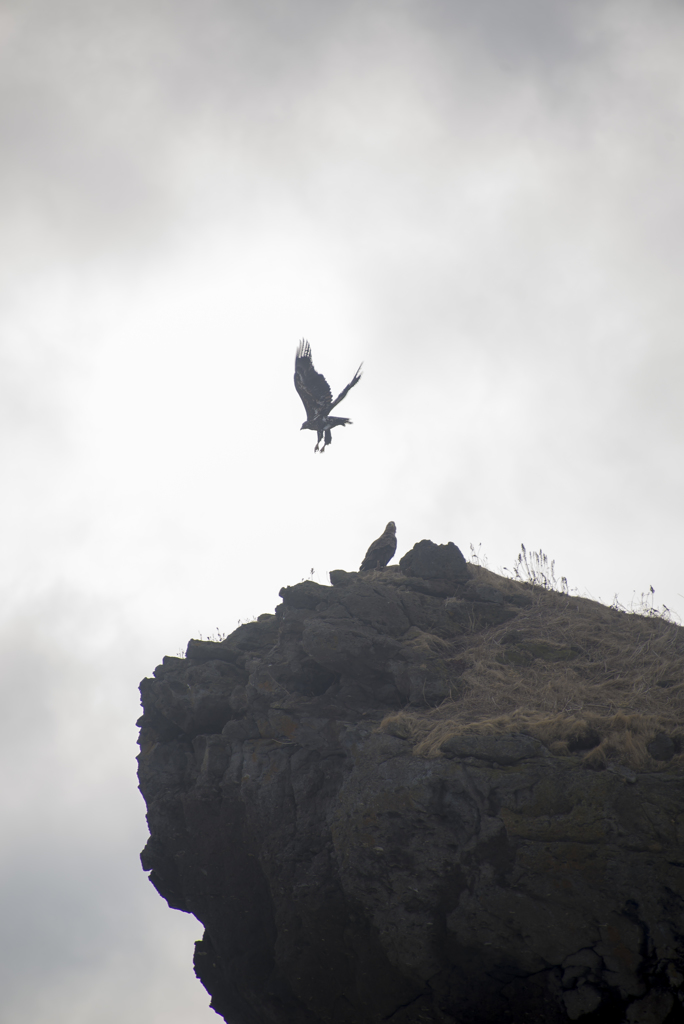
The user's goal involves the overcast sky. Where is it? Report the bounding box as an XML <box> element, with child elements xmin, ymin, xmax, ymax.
<box><xmin>1</xmin><ymin>1</ymin><xmax>683</xmax><ymax>1021</ymax></box>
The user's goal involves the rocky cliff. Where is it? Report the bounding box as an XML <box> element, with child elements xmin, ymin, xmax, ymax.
<box><xmin>137</xmin><ymin>540</ymin><xmax>684</xmax><ymax>1024</ymax></box>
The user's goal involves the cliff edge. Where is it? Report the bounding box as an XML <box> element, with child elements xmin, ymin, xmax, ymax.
<box><xmin>137</xmin><ymin>540</ymin><xmax>684</xmax><ymax>1024</ymax></box>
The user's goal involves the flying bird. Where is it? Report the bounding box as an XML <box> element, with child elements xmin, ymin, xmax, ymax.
<box><xmin>294</xmin><ymin>340</ymin><xmax>363</xmax><ymax>452</ymax></box>
<box><xmin>360</xmin><ymin>522</ymin><xmax>397</xmax><ymax>571</ymax></box>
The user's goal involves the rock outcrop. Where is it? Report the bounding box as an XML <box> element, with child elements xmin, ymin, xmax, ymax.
<box><xmin>137</xmin><ymin>541</ymin><xmax>684</xmax><ymax>1024</ymax></box>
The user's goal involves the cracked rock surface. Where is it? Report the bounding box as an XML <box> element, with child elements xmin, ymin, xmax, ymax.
<box><xmin>137</xmin><ymin>541</ymin><xmax>684</xmax><ymax>1023</ymax></box>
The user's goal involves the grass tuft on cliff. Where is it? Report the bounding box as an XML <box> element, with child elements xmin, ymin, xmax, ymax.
<box><xmin>380</xmin><ymin>563</ymin><xmax>684</xmax><ymax>770</ymax></box>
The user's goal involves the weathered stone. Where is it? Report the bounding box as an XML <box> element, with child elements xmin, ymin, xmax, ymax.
<box><xmin>389</xmin><ymin>654</ymin><xmax>468</xmax><ymax>706</ymax></box>
<box><xmin>278</xmin><ymin>580</ymin><xmax>333</xmax><ymax>610</ymax></box>
<box><xmin>399</xmin><ymin>539</ymin><xmax>471</xmax><ymax>582</ymax></box>
<box><xmin>186</xmin><ymin>615</ymin><xmax>281</xmax><ymax>663</ymax></box>
<box><xmin>141</xmin><ymin>660</ymin><xmax>245</xmax><ymax>736</ymax></box>
<box><xmin>137</xmin><ymin>545</ymin><xmax>684</xmax><ymax>1024</ymax></box>
<box><xmin>396</xmin><ymin>588</ymin><xmax>459</xmax><ymax>635</ymax></box>
<box><xmin>301</xmin><ymin>617</ymin><xmax>402</xmax><ymax>676</ymax></box>
<box><xmin>329</xmin><ymin>569</ymin><xmax>359</xmax><ymax>586</ymax></box>
<box><xmin>440</xmin><ymin>731</ymin><xmax>547</xmax><ymax>764</ymax></box>
<box><xmin>184</xmin><ymin>639</ymin><xmax>242</xmax><ymax>664</ymax></box>
<box><xmin>562</xmin><ymin>984</ymin><xmax>602</xmax><ymax>1019</ymax></box>
<box><xmin>648</xmin><ymin>732</ymin><xmax>676</xmax><ymax>761</ymax></box>
<box><xmin>332</xmin><ymin>581</ymin><xmax>411</xmax><ymax>636</ymax></box>
<box><xmin>626</xmin><ymin>990</ymin><xmax>675</xmax><ymax>1023</ymax></box>
<box><xmin>221</xmin><ymin>717</ymin><xmax>260</xmax><ymax>742</ymax></box>
<box><xmin>562</xmin><ymin>948</ymin><xmax>602</xmax><ymax>971</ymax></box>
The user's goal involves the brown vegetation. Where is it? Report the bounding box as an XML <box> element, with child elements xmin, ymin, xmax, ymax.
<box><xmin>380</xmin><ymin>564</ymin><xmax>684</xmax><ymax>769</ymax></box>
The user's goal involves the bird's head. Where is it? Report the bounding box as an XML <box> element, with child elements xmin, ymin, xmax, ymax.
<box><xmin>300</xmin><ymin>421</ymin><xmax>308</xmax><ymax>431</ymax></box>
<box><xmin>386</xmin><ymin>521</ymin><xmax>396</xmax><ymax>533</ymax></box>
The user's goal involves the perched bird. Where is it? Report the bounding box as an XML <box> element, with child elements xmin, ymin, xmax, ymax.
<box><xmin>360</xmin><ymin>522</ymin><xmax>397</xmax><ymax>571</ymax></box>
<box><xmin>294</xmin><ymin>340</ymin><xmax>363</xmax><ymax>453</ymax></box>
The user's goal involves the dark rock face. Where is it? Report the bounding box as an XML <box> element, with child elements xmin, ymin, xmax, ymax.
<box><xmin>439</xmin><ymin>731</ymin><xmax>547</xmax><ymax>764</ymax></box>
<box><xmin>137</xmin><ymin>543</ymin><xmax>684</xmax><ymax>1024</ymax></box>
<box><xmin>399</xmin><ymin>540</ymin><xmax>469</xmax><ymax>584</ymax></box>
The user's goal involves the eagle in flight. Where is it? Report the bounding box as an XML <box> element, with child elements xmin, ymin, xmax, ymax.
<box><xmin>294</xmin><ymin>340</ymin><xmax>363</xmax><ymax>452</ymax></box>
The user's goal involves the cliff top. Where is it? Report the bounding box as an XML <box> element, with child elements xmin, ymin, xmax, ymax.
<box><xmin>138</xmin><ymin>538</ymin><xmax>684</xmax><ymax>1023</ymax></box>
<box><xmin>380</xmin><ymin>560</ymin><xmax>684</xmax><ymax>770</ymax></box>
<box><xmin>160</xmin><ymin>539</ymin><xmax>684</xmax><ymax>771</ymax></box>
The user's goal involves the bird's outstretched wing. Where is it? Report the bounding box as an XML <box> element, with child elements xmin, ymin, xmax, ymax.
<box><xmin>294</xmin><ymin>340</ymin><xmax>332</xmax><ymax>420</ymax></box>
<box><xmin>329</xmin><ymin>361</ymin><xmax>363</xmax><ymax>412</ymax></box>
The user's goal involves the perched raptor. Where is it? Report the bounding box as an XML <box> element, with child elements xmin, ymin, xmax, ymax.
<box><xmin>294</xmin><ymin>340</ymin><xmax>363</xmax><ymax>452</ymax></box>
<box><xmin>360</xmin><ymin>521</ymin><xmax>397</xmax><ymax>571</ymax></box>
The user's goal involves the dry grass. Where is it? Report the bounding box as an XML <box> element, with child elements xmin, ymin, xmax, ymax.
<box><xmin>380</xmin><ymin>565</ymin><xmax>684</xmax><ymax>770</ymax></box>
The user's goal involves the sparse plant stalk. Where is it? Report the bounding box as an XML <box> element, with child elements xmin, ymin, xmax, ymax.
<box><xmin>503</xmin><ymin>543</ymin><xmax>569</xmax><ymax>595</ymax></box>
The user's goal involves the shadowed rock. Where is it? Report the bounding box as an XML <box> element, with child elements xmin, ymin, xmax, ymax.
<box><xmin>137</xmin><ymin>541</ymin><xmax>684</xmax><ymax>1024</ymax></box>
<box><xmin>399</xmin><ymin>538</ymin><xmax>470</xmax><ymax>582</ymax></box>
<box><xmin>440</xmin><ymin>731</ymin><xmax>548</xmax><ymax>764</ymax></box>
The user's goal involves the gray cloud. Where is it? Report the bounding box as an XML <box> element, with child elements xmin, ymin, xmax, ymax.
<box><xmin>0</xmin><ymin>588</ymin><xmax>210</xmax><ymax>1022</ymax></box>
<box><xmin>0</xmin><ymin>0</ymin><xmax>663</xmax><ymax>252</ymax></box>
<box><xmin>1</xmin><ymin>2</ymin><xmax>683</xmax><ymax>1020</ymax></box>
